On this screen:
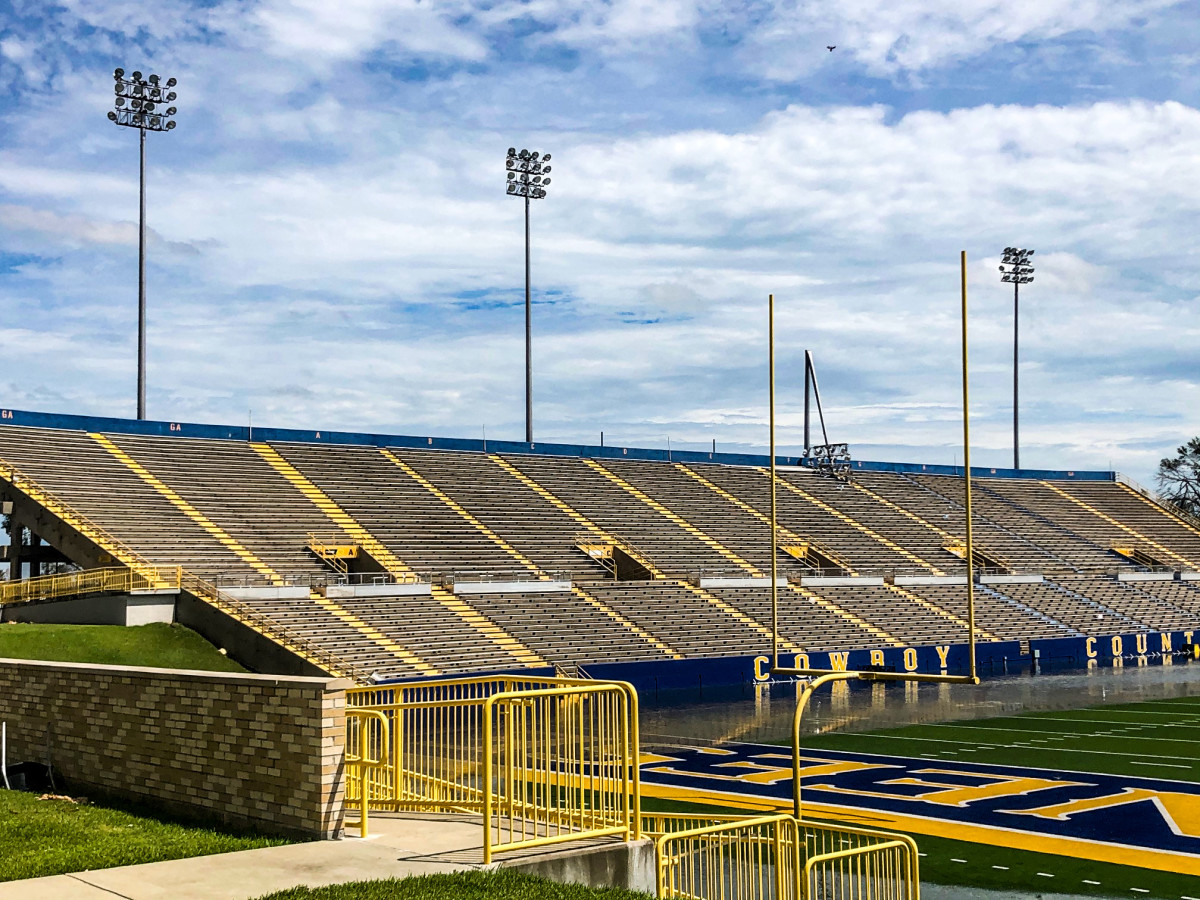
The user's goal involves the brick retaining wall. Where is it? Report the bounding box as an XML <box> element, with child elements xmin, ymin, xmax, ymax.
<box><xmin>0</xmin><ymin>658</ymin><xmax>348</xmax><ymax>838</ymax></box>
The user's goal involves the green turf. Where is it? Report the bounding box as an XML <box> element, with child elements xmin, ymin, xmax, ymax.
<box><xmin>0</xmin><ymin>789</ymin><xmax>287</xmax><ymax>882</ymax></box>
<box><xmin>801</xmin><ymin>695</ymin><xmax>1200</xmax><ymax>783</ymax></box>
<box><xmin>910</xmin><ymin>830</ymin><xmax>1197</xmax><ymax>898</ymax></box>
<box><xmin>252</xmin><ymin>870</ymin><xmax>652</xmax><ymax>899</ymax></box>
<box><xmin>0</xmin><ymin>622</ymin><xmax>246</xmax><ymax>671</ymax></box>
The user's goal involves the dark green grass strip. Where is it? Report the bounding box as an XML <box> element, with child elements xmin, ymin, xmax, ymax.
<box><xmin>0</xmin><ymin>790</ymin><xmax>286</xmax><ymax>882</ymax></box>
<box><xmin>0</xmin><ymin>622</ymin><xmax>246</xmax><ymax>672</ymax></box>
<box><xmin>253</xmin><ymin>870</ymin><xmax>652</xmax><ymax>899</ymax></box>
<box><xmin>912</xmin><ymin>831</ymin><xmax>1197</xmax><ymax>898</ymax></box>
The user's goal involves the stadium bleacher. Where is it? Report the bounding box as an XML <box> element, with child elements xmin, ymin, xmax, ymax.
<box><xmin>0</xmin><ymin>414</ymin><xmax>1197</xmax><ymax>680</ymax></box>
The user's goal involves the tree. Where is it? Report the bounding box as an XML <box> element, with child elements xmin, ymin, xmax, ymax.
<box><xmin>1157</xmin><ymin>437</ymin><xmax>1200</xmax><ymax>517</ymax></box>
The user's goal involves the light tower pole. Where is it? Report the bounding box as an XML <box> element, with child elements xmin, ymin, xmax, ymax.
<box><xmin>109</xmin><ymin>68</ymin><xmax>178</xmax><ymax>420</ymax></box>
<box><xmin>505</xmin><ymin>148</ymin><xmax>551</xmax><ymax>444</ymax></box>
<box><xmin>999</xmin><ymin>247</ymin><xmax>1034</xmax><ymax>469</ymax></box>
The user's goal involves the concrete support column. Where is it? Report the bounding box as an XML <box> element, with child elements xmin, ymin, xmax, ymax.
<box><xmin>6</xmin><ymin>515</ymin><xmax>22</xmax><ymax>581</ymax></box>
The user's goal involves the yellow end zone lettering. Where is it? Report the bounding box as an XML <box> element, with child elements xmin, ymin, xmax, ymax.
<box><xmin>1006</xmin><ymin>789</ymin><xmax>1200</xmax><ymax>839</ymax></box>
<box><xmin>813</xmin><ymin>770</ymin><xmax>1083</xmax><ymax>808</ymax></box>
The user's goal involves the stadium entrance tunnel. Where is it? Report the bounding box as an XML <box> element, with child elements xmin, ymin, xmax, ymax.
<box><xmin>1110</xmin><ymin>542</ymin><xmax>1170</xmax><ymax>570</ymax></box>
<box><xmin>575</xmin><ymin>534</ymin><xmax>656</xmax><ymax>580</ymax></box>
<box><xmin>943</xmin><ymin>541</ymin><xmax>1010</xmax><ymax>573</ymax></box>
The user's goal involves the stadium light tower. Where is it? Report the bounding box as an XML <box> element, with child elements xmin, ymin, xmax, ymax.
<box><xmin>108</xmin><ymin>68</ymin><xmax>178</xmax><ymax>421</ymax></box>
<box><xmin>999</xmin><ymin>247</ymin><xmax>1034</xmax><ymax>469</ymax></box>
<box><xmin>505</xmin><ymin>147</ymin><xmax>551</xmax><ymax>444</ymax></box>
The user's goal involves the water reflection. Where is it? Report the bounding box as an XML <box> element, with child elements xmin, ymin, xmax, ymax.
<box><xmin>641</xmin><ymin>660</ymin><xmax>1200</xmax><ymax>748</ymax></box>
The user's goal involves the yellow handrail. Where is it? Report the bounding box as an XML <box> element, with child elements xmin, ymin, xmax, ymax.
<box><xmin>0</xmin><ymin>460</ymin><xmax>162</xmax><ymax>579</ymax></box>
<box><xmin>655</xmin><ymin>813</ymin><xmax>920</xmax><ymax>900</ymax></box>
<box><xmin>346</xmin><ymin>708</ymin><xmax>391</xmax><ymax>838</ymax></box>
<box><xmin>346</xmin><ymin>675</ymin><xmax>640</xmax><ymax>863</ymax></box>
<box><xmin>0</xmin><ymin>566</ymin><xmax>181</xmax><ymax>606</ymax></box>
<box><xmin>180</xmin><ymin>572</ymin><xmax>366</xmax><ymax>681</ymax></box>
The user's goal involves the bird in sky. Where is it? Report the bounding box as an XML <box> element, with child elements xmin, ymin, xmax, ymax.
<box><xmin>827</xmin><ymin>45</ymin><xmax>836</xmax><ymax>51</ymax></box>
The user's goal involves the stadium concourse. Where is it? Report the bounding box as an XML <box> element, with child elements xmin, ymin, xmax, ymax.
<box><xmin>0</xmin><ymin>408</ymin><xmax>1198</xmax><ymax>685</ymax></box>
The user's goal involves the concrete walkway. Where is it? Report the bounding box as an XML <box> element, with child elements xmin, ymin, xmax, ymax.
<box><xmin>0</xmin><ymin>815</ymin><xmax>487</xmax><ymax>900</ymax></box>
<box><xmin>0</xmin><ymin>814</ymin><xmax>651</xmax><ymax>900</ymax></box>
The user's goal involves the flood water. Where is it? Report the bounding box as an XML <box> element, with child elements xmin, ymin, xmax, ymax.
<box><xmin>640</xmin><ymin>658</ymin><xmax>1200</xmax><ymax>749</ymax></box>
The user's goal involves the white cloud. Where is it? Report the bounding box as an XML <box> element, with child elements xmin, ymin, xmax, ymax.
<box><xmin>248</xmin><ymin>0</ymin><xmax>489</xmax><ymax>63</ymax></box>
<box><xmin>735</xmin><ymin>0</ymin><xmax>1186</xmax><ymax>80</ymax></box>
<box><xmin>0</xmin><ymin>204</ymin><xmax>138</xmax><ymax>247</ymax></box>
<box><xmin>1</xmin><ymin>2</ymin><xmax>1199</xmax><ymax>490</ymax></box>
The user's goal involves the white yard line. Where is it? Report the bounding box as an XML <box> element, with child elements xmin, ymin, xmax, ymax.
<box><xmin>1130</xmin><ymin>761</ymin><xmax>1192</xmax><ymax>769</ymax></box>
<box><xmin>842</xmin><ymin>731</ymin><xmax>1198</xmax><ymax>763</ymax></box>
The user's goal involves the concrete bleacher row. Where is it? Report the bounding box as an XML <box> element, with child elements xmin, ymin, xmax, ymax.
<box><xmin>0</xmin><ymin>423</ymin><xmax>1198</xmax><ymax>679</ymax></box>
<box><xmin>230</xmin><ymin>576</ymin><xmax>1200</xmax><ymax>680</ymax></box>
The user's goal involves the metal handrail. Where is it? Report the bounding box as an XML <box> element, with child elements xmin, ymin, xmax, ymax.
<box><xmin>654</xmin><ymin>812</ymin><xmax>920</xmax><ymax>900</ymax></box>
<box><xmin>181</xmin><ymin>572</ymin><xmax>366</xmax><ymax>681</ymax></box>
<box><xmin>442</xmin><ymin>570</ymin><xmax>570</xmax><ymax>585</ymax></box>
<box><xmin>207</xmin><ymin>571</ymin><xmax>432</xmax><ymax>590</ymax></box>
<box><xmin>0</xmin><ymin>460</ymin><xmax>162</xmax><ymax>578</ymax></box>
<box><xmin>0</xmin><ymin>566</ymin><xmax>181</xmax><ymax>606</ymax></box>
<box><xmin>346</xmin><ymin>675</ymin><xmax>640</xmax><ymax>861</ymax></box>
<box><xmin>575</xmin><ymin>531</ymin><xmax>658</xmax><ymax>575</ymax></box>
<box><xmin>345</xmin><ymin>708</ymin><xmax>390</xmax><ymax>838</ymax></box>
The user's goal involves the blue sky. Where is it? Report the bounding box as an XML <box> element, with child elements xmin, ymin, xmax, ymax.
<box><xmin>1</xmin><ymin>1</ymin><xmax>1199</xmax><ymax>486</ymax></box>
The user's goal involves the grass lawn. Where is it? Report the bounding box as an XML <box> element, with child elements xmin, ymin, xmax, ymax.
<box><xmin>0</xmin><ymin>789</ymin><xmax>287</xmax><ymax>882</ymax></box>
<box><xmin>0</xmin><ymin>621</ymin><xmax>245</xmax><ymax>671</ymax></box>
<box><xmin>253</xmin><ymin>871</ymin><xmax>652</xmax><ymax>899</ymax></box>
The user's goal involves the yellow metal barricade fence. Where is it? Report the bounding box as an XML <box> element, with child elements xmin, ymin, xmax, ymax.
<box><xmin>0</xmin><ymin>566</ymin><xmax>182</xmax><ymax>606</ymax></box>
<box><xmin>653</xmin><ymin>814</ymin><xmax>919</xmax><ymax>900</ymax></box>
<box><xmin>346</xmin><ymin>675</ymin><xmax>640</xmax><ymax>862</ymax></box>
<box><xmin>345</xmin><ymin>708</ymin><xmax>391</xmax><ymax>839</ymax></box>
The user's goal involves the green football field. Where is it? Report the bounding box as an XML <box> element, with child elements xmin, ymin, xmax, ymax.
<box><xmin>802</xmin><ymin>694</ymin><xmax>1200</xmax><ymax>784</ymax></box>
<box><xmin>645</xmin><ymin>690</ymin><xmax>1200</xmax><ymax>898</ymax></box>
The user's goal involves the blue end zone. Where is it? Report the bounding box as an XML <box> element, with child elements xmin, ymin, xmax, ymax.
<box><xmin>0</xmin><ymin>406</ymin><xmax>1115</xmax><ymax>481</ymax></box>
<box><xmin>642</xmin><ymin>742</ymin><xmax>1200</xmax><ymax>857</ymax></box>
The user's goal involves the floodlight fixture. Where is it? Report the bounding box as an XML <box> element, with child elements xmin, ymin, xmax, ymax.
<box><xmin>109</xmin><ymin>67</ymin><xmax>179</xmax><ymax>420</ymax></box>
<box><xmin>999</xmin><ymin>247</ymin><xmax>1035</xmax><ymax>468</ymax></box>
<box><xmin>505</xmin><ymin>147</ymin><xmax>554</xmax><ymax>442</ymax></box>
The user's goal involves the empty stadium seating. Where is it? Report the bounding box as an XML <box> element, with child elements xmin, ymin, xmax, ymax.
<box><xmin>899</xmin><ymin>582</ymin><xmax>1072</xmax><ymax>642</ymax></box>
<box><xmin>0</xmin><ymin>418</ymin><xmax>1197</xmax><ymax>679</ymax></box>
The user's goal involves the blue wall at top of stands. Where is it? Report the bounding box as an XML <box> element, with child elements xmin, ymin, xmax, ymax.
<box><xmin>0</xmin><ymin>407</ymin><xmax>1115</xmax><ymax>482</ymax></box>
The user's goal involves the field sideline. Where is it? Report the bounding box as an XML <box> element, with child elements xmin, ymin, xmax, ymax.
<box><xmin>641</xmin><ymin>694</ymin><xmax>1200</xmax><ymax>899</ymax></box>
